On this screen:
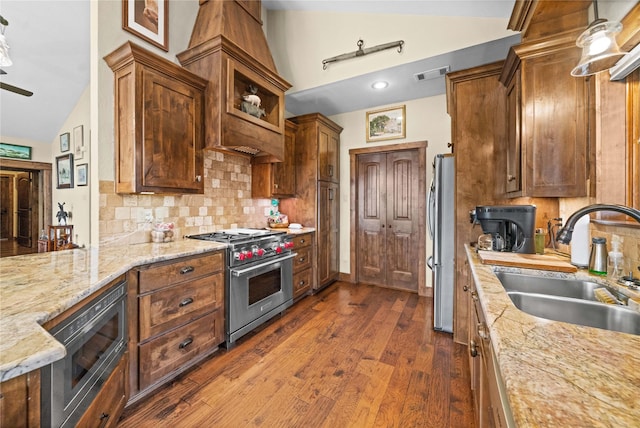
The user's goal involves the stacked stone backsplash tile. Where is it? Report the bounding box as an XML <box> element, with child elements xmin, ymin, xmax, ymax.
<box><xmin>591</xmin><ymin>223</ymin><xmax>640</xmax><ymax>277</ymax></box>
<box><xmin>99</xmin><ymin>151</ymin><xmax>272</xmax><ymax>246</ymax></box>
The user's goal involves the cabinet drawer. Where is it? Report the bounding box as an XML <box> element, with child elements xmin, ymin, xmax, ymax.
<box><xmin>76</xmin><ymin>353</ymin><xmax>128</xmax><ymax>428</ymax></box>
<box><xmin>139</xmin><ymin>273</ymin><xmax>224</xmax><ymax>341</ymax></box>
<box><xmin>138</xmin><ymin>310</ymin><xmax>223</xmax><ymax>390</ymax></box>
<box><xmin>291</xmin><ymin>233</ymin><xmax>312</xmax><ymax>249</ymax></box>
<box><xmin>137</xmin><ymin>251</ymin><xmax>224</xmax><ymax>293</ymax></box>
<box><xmin>293</xmin><ymin>268</ymin><xmax>312</xmax><ymax>299</ymax></box>
<box><xmin>293</xmin><ymin>246</ymin><xmax>312</xmax><ymax>273</ymax></box>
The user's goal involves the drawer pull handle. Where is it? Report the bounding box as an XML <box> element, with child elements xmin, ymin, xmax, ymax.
<box><xmin>179</xmin><ymin>337</ymin><xmax>193</xmax><ymax>350</ymax></box>
<box><xmin>180</xmin><ymin>266</ymin><xmax>195</xmax><ymax>275</ymax></box>
<box><xmin>299</xmin><ymin>280</ymin><xmax>306</xmax><ymax>286</ymax></box>
<box><xmin>179</xmin><ymin>297</ymin><xmax>194</xmax><ymax>307</ymax></box>
<box><xmin>299</xmin><ymin>239</ymin><xmax>305</xmax><ymax>244</ymax></box>
<box><xmin>298</xmin><ymin>257</ymin><xmax>306</xmax><ymax>262</ymax></box>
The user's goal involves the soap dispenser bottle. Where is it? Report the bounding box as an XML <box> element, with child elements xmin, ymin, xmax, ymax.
<box><xmin>607</xmin><ymin>234</ymin><xmax>624</xmax><ymax>279</ymax></box>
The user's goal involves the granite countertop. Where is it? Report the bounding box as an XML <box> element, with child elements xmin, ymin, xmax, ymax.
<box><xmin>466</xmin><ymin>245</ymin><xmax>640</xmax><ymax>426</ymax></box>
<box><xmin>0</xmin><ymin>239</ymin><xmax>227</xmax><ymax>382</ymax></box>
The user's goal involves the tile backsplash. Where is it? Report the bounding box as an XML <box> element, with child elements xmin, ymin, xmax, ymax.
<box><xmin>99</xmin><ymin>150</ymin><xmax>272</xmax><ymax>246</ymax></box>
<box><xmin>590</xmin><ymin>222</ymin><xmax>640</xmax><ymax>278</ymax></box>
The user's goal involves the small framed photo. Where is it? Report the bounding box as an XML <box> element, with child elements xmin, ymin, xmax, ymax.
<box><xmin>0</xmin><ymin>142</ymin><xmax>31</xmax><ymax>160</ymax></box>
<box><xmin>60</xmin><ymin>132</ymin><xmax>70</xmax><ymax>152</ymax></box>
<box><xmin>56</xmin><ymin>153</ymin><xmax>74</xmax><ymax>189</ymax></box>
<box><xmin>77</xmin><ymin>163</ymin><xmax>88</xmax><ymax>186</ymax></box>
<box><xmin>366</xmin><ymin>105</ymin><xmax>406</xmax><ymax>142</ymax></box>
<box><xmin>122</xmin><ymin>0</ymin><xmax>168</xmax><ymax>51</ymax></box>
<box><xmin>73</xmin><ymin>125</ymin><xmax>84</xmax><ymax>160</ymax></box>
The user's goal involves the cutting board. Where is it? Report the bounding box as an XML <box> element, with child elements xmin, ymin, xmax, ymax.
<box><xmin>477</xmin><ymin>250</ymin><xmax>578</xmax><ymax>273</ymax></box>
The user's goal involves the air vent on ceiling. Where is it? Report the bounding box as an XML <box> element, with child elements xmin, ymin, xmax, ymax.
<box><xmin>414</xmin><ymin>66</ymin><xmax>450</xmax><ymax>82</ymax></box>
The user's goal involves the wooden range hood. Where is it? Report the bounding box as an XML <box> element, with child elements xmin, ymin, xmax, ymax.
<box><xmin>177</xmin><ymin>0</ymin><xmax>291</xmax><ymax>162</ymax></box>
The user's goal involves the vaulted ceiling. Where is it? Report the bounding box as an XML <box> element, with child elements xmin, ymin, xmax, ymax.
<box><xmin>0</xmin><ymin>1</ymin><xmax>516</xmax><ymax>145</ymax></box>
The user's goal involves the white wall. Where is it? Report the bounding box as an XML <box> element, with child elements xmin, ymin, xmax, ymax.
<box><xmin>329</xmin><ymin>95</ymin><xmax>451</xmax><ymax>285</ymax></box>
<box><xmin>266</xmin><ymin>10</ymin><xmax>515</xmax><ymax>93</ymax></box>
<box><xmin>51</xmin><ymin>86</ymin><xmax>91</xmax><ymax>247</ymax></box>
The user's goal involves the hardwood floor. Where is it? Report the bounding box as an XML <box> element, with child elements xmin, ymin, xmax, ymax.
<box><xmin>118</xmin><ymin>282</ymin><xmax>475</xmax><ymax>427</ymax></box>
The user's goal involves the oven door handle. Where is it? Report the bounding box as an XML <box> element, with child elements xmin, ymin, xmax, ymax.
<box><xmin>230</xmin><ymin>253</ymin><xmax>297</xmax><ymax>277</ymax></box>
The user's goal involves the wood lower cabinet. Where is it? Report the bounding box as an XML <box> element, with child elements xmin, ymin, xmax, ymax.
<box><xmin>76</xmin><ymin>353</ymin><xmax>128</xmax><ymax>428</ymax></box>
<box><xmin>291</xmin><ymin>232</ymin><xmax>314</xmax><ymax>300</ymax></box>
<box><xmin>467</xmin><ymin>261</ymin><xmax>510</xmax><ymax>428</ymax></box>
<box><xmin>280</xmin><ymin>114</ymin><xmax>343</xmax><ymax>292</ymax></box>
<box><xmin>104</xmin><ymin>41</ymin><xmax>207</xmax><ymax>194</ymax></box>
<box><xmin>128</xmin><ymin>251</ymin><xmax>225</xmax><ymax>401</ymax></box>
<box><xmin>0</xmin><ymin>371</ymin><xmax>40</xmax><ymax>428</ymax></box>
<box><xmin>252</xmin><ymin>120</ymin><xmax>298</xmax><ymax>198</ymax></box>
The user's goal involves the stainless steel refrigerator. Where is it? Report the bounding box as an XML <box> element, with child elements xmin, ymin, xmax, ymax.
<box><xmin>427</xmin><ymin>154</ymin><xmax>455</xmax><ymax>333</ymax></box>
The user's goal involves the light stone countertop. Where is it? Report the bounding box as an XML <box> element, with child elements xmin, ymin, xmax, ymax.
<box><xmin>466</xmin><ymin>245</ymin><xmax>640</xmax><ymax>427</ymax></box>
<box><xmin>0</xmin><ymin>239</ymin><xmax>227</xmax><ymax>382</ymax></box>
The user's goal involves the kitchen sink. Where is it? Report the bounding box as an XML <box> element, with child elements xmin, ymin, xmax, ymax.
<box><xmin>495</xmin><ymin>272</ymin><xmax>603</xmax><ymax>300</ymax></box>
<box><xmin>495</xmin><ymin>272</ymin><xmax>640</xmax><ymax>335</ymax></box>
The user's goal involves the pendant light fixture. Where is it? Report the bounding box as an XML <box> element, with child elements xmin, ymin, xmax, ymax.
<box><xmin>571</xmin><ymin>0</ymin><xmax>627</xmax><ymax>77</ymax></box>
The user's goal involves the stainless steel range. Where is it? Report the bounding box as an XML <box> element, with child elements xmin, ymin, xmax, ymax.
<box><xmin>187</xmin><ymin>228</ymin><xmax>295</xmax><ymax>347</ymax></box>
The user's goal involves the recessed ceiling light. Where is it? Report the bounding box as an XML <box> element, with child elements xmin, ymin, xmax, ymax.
<box><xmin>371</xmin><ymin>81</ymin><xmax>388</xmax><ymax>89</ymax></box>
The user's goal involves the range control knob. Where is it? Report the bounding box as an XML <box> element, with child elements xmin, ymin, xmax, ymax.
<box><xmin>275</xmin><ymin>245</ymin><xmax>283</xmax><ymax>254</ymax></box>
<box><xmin>253</xmin><ymin>246</ymin><xmax>265</xmax><ymax>257</ymax></box>
<box><xmin>284</xmin><ymin>241</ymin><xmax>294</xmax><ymax>249</ymax></box>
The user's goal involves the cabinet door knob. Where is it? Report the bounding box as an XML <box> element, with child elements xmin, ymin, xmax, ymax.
<box><xmin>195</xmin><ymin>175</ymin><xmax>202</xmax><ymax>182</ymax></box>
<box><xmin>463</xmin><ymin>285</ymin><xmax>469</xmax><ymax>292</ymax></box>
<box><xmin>507</xmin><ymin>174</ymin><xmax>516</xmax><ymax>182</ymax></box>
<box><xmin>469</xmin><ymin>340</ymin><xmax>478</xmax><ymax>358</ymax></box>
<box><xmin>328</xmin><ymin>165</ymin><xmax>334</xmax><ymax>177</ymax></box>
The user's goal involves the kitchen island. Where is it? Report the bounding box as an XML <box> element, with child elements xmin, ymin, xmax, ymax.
<box><xmin>0</xmin><ymin>239</ymin><xmax>227</xmax><ymax>382</ymax></box>
<box><xmin>466</xmin><ymin>246</ymin><xmax>640</xmax><ymax>426</ymax></box>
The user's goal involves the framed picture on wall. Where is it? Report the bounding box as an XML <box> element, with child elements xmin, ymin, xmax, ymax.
<box><xmin>0</xmin><ymin>143</ymin><xmax>32</xmax><ymax>160</ymax></box>
<box><xmin>122</xmin><ymin>0</ymin><xmax>168</xmax><ymax>51</ymax></box>
<box><xmin>73</xmin><ymin>125</ymin><xmax>84</xmax><ymax>160</ymax></box>
<box><xmin>56</xmin><ymin>153</ymin><xmax>74</xmax><ymax>189</ymax></box>
<box><xmin>77</xmin><ymin>163</ymin><xmax>88</xmax><ymax>186</ymax></box>
<box><xmin>60</xmin><ymin>132</ymin><xmax>70</xmax><ymax>152</ymax></box>
<box><xmin>366</xmin><ymin>105</ymin><xmax>406</xmax><ymax>142</ymax></box>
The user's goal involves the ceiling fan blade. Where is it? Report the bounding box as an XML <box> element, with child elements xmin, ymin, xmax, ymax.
<box><xmin>0</xmin><ymin>82</ymin><xmax>33</xmax><ymax>97</ymax></box>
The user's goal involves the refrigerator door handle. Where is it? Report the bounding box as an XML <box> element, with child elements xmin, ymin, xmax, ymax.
<box><xmin>427</xmin><ymin>179</ymin><xmax>435</xmax><ymax>240</ymax></box>
<box><xmin>427</xmin><ymin>256</ymin><xmax>433</xmax><ymax>270</ymax></box>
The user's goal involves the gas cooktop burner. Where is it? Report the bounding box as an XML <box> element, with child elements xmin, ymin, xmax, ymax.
<box><xmin>186</xmin><ymin>228</ymin><xmax>285</xmax><ymax>243</ymax></box>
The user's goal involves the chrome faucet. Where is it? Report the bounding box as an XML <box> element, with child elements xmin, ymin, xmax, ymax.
<box><xmin>556</xmin><ymin>204</ymin><xmax>640</xmax><ymax>244</ymax></box>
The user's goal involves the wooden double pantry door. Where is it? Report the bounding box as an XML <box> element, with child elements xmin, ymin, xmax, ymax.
<box><xmin>354</xmin><ymin>143</ymin><xmax>426</xmax><ymax>293</ymax></box>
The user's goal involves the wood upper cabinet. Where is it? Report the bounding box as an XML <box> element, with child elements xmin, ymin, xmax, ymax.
<box><xmin>318</xmin><ymin>122</ymin><xmax>340</xmax><ymax>183</ymax></box>
<box><xmin>499</xmin><ymin>32</ymin><xmax>589</xmax><ymax>198</ymax></box>
<box><xmin>104</xmin><ymin>41</ymin><xmax>207</xmax><ymax>194</ymax></box>
<box><xmin>252</xmin><ymin>120</ymin><xmax>298</xmax><ymax>198</ymax></box>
